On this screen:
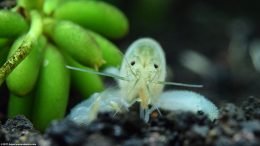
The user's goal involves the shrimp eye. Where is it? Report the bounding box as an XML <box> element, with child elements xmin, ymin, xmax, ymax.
<box><xmin>154</xmin><ymin>64</ymin><xmax>158</xmax><ymax>69</ymax></box>
<box><xmin>131</xmin><ymin>61</ymin><xmax>135</xmax><ymax>66</ymax></box>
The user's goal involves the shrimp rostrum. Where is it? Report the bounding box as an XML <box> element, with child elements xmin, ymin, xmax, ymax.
<box><xmin>67</xmin><ymin>38</ymin><xmax>219</xmax><ymax>125</ymax></box>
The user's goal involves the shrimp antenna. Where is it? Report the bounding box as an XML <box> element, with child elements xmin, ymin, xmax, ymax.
<box><xmin>155</xmin><ymin>81</ymin><xmax>203</xmax><ymax>88</ymax></box>
<box><xmin>66</xmin><ymin>65</ymin><xmax>130</xmax><ymax>81</ymax></box>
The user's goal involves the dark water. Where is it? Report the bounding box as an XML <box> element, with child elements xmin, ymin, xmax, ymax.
<box><xmin>114</xmin><ymin>0</ymin><xmax>260</xmax><ymax>105</ymax></box>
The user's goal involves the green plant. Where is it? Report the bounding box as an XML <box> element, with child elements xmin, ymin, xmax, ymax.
<box><xmin>0</xmin><ymin>0</ymin><xmax>128</xmax><ymax>131</ymax></box>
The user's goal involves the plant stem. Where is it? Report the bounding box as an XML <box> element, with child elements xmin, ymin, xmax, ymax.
<box><xmin>0</xmin><ymin>10</ymin><xmax>42</xmax><ymax>86</ymax></box>
<box><xmin>18</xmin><ymin>0</ymin><xmax>44</xmax><ymax>11</ymax></box>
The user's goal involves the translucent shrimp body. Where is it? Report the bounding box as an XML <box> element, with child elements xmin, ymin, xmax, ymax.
<box><xmin>158</xmin><ymin>90</ymin><xmax>219</xmax><ymax>121</ymax></box>
<box><xmin>67</xmin><ymin>89</ymin><xmax>129</xmax><ymax>125</ymax></box>
<box><xmin>67</xmin><ymin>38</ymin><xmax>219</xmax><ymax>124</ymax></box>
<box><xmin>119</xmin><ymin>38</ymin><xmax>166</xmax><ymax>119</ymax></box>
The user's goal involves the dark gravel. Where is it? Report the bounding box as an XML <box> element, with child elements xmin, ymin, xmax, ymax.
<box><xmin>0</xmin><ymin>97</ymin><xmax>259</xmax><ymax>146</ymax></box>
